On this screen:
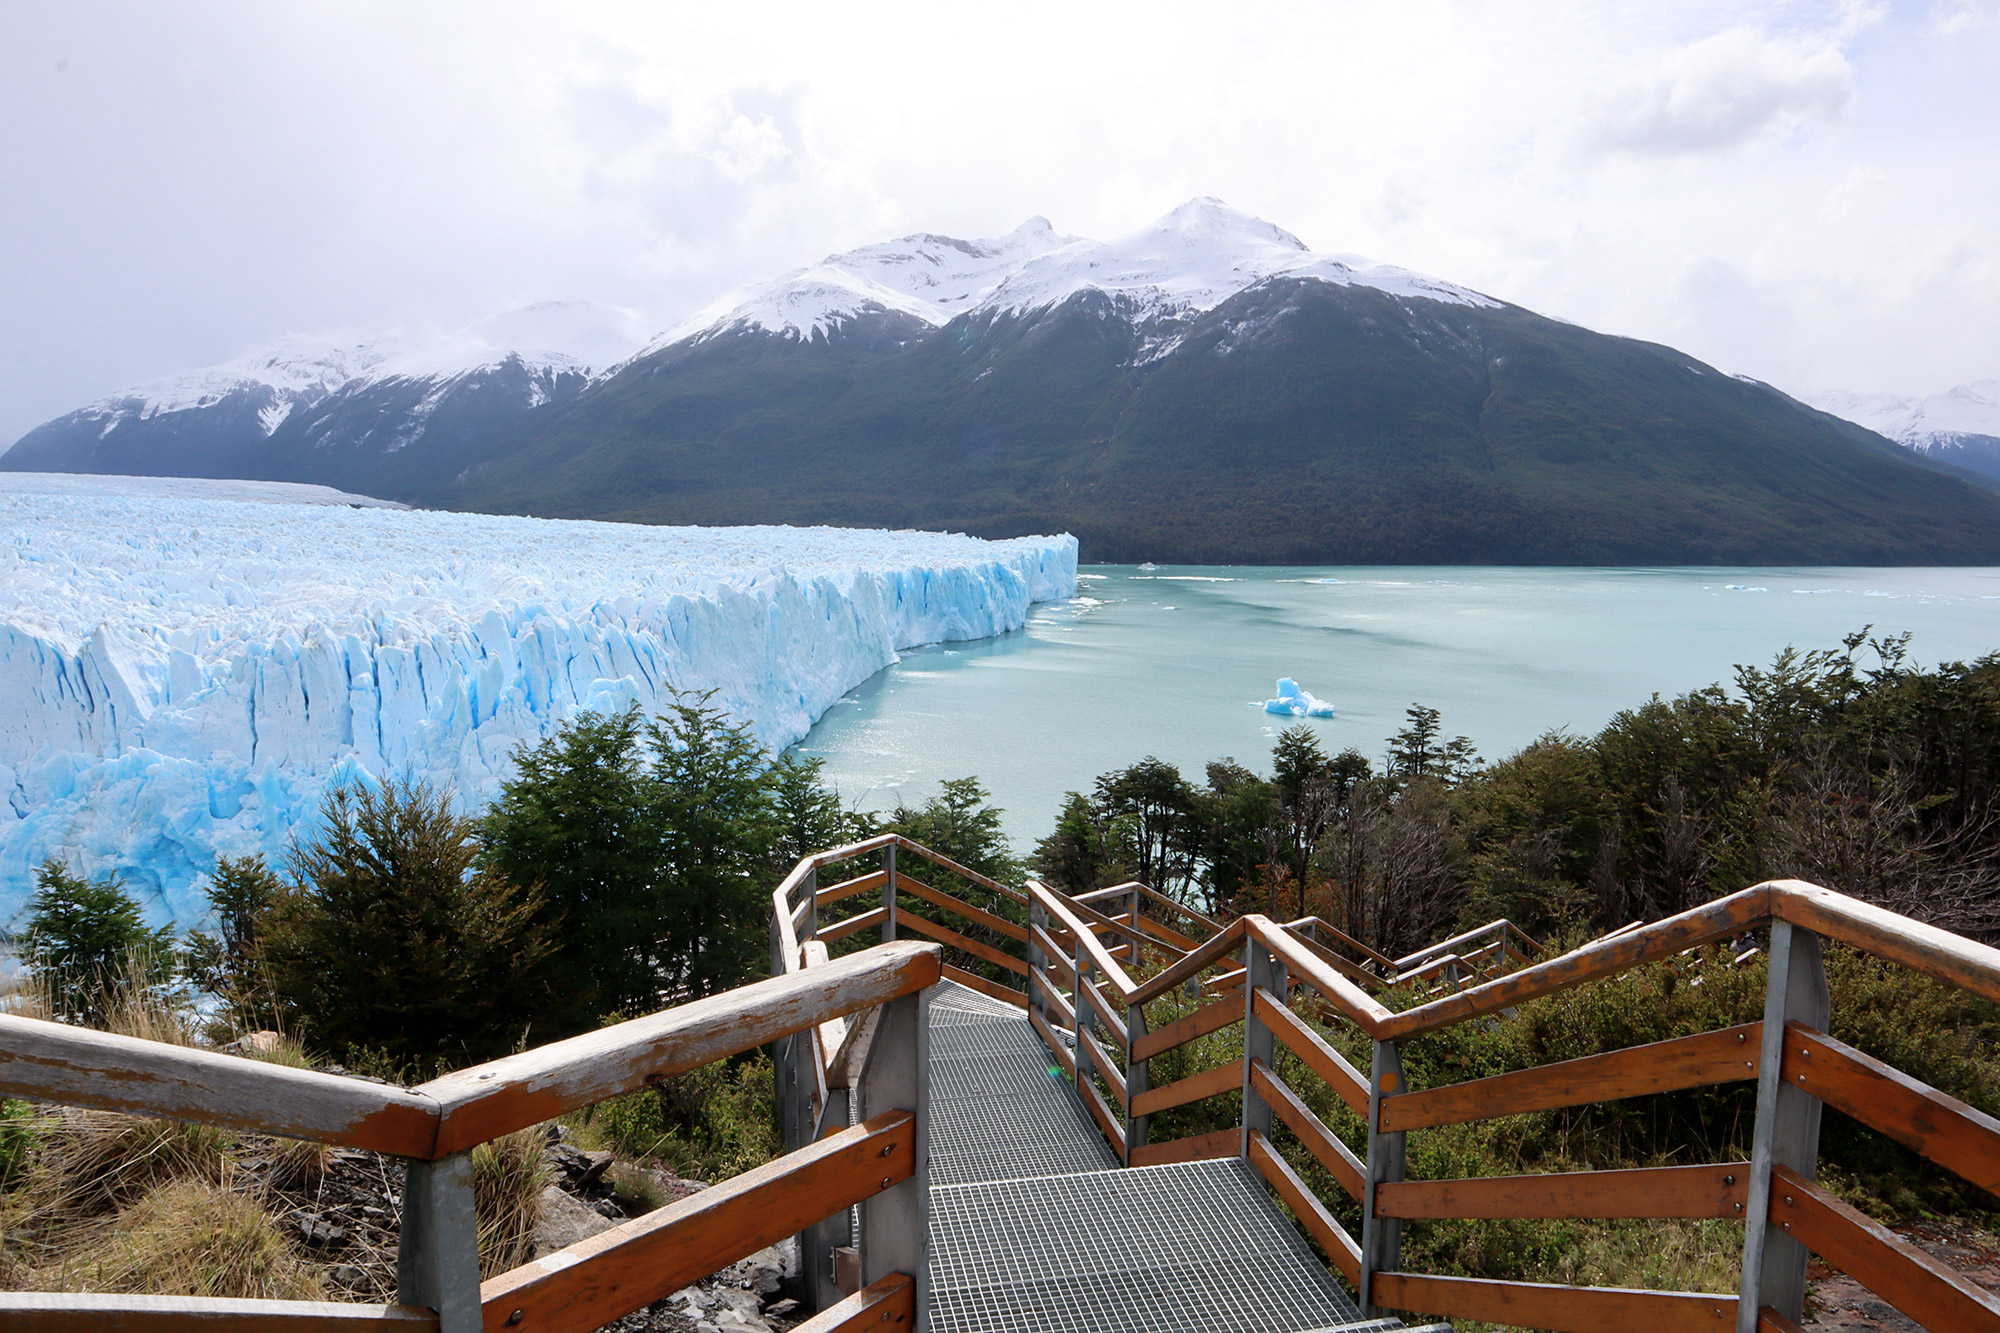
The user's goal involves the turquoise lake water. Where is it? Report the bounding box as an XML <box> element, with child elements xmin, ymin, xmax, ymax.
<box><xmin>793</xmin><ymin>566</ymin><xmax>2000</xmax><ymax>853</ymax></box>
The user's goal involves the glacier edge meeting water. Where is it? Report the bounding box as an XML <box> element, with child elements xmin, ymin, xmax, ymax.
<box><xmin>0</xmin><ymin>474</ymin><xmax>1078</xmax><ymax>925</ymax></box>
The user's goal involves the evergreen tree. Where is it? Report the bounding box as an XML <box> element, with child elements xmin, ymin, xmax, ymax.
<box><xmin>23</xmin><ymin>861</ymin><xmax>173</xmax><ymax>1025</ymax></box>
<box><xmin>257</xmin><ymin>776</ymin><xmax>554</xmax><ymax>1062</ymax></box>
<box><xmin>888</xmin><ymin>777</ymin><xmax>1019</xmax><ymax>884</ymax></box>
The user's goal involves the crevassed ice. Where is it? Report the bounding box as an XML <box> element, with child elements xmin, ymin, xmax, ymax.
<box><xmin>0</xmin><ymin>475</ymin><xmax>1077</xmax><ymax>925</ymax></box>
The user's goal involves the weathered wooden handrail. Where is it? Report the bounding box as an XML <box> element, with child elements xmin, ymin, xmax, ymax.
<box><xmin>3</xmin><ymin>930</ymin><xmax>940</xmax><ymax>1333</ymax></box>
<box><xmin>0</xmin><ymin>1013</ymin><xmax>441</xmax><ymax>1157</ymax></box>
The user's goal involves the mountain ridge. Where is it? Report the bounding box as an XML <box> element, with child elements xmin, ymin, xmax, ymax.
<box><xmin>11</xmin><ymin>201</ymin><xmax>2000</xmax><ymax>566</ymax></box>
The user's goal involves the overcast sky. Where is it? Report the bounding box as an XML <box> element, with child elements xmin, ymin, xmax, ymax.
<box><xmin>4</xmin><ymin>0</ymin><xmax>1996</xmax><ymax>444</ymax></box>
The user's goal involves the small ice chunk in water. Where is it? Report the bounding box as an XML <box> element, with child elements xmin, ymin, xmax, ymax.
<box><xmin>1263</xmin><ymin>678</ymin><xmax>1335</xmax><ymax>718</ymax></box>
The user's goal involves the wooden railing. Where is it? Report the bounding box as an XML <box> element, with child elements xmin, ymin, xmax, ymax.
<box><xmin>1006</xmin><ymin>875</ymin><xmax>2000</xmax><ymax>1333</ymax></box>
<box><xmin>0</xmin><ymin>936</ymin><xmax>943</xmax><ymax>1333</ymax></box>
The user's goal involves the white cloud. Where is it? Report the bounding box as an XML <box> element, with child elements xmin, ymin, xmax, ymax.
<box><xmin>1589</xmin><ymin>25</ymin><xmax>1857</xmax><ymax>154</ymax></box>
<box><xmin>0</xmin><ymin>1</ymin><xmax>1994</xmax><ymax>441</ymax></box>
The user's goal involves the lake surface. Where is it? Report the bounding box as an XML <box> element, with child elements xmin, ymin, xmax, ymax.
<box><xmin>793</xmin><ymin>566</ymin><xmax>2000</xmax><ymax>853</ymax></box>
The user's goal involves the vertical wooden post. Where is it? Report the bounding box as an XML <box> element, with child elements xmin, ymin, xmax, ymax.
<box><xmin>1241</xmin><ymin>938</ymin><xmax>1286</xmax><ymax>1156</ymax></box>
<box><xmin>857</xmin><ymin>989</ymin><xmax>929</xmax><ymax>1317</ymax></box>
<box><xmin>1359</xmin><ymin>1039</ymin><xmax>1406</xmax><ymax>1315</ymax></box>
<box><xmin>398</xmin><ymin>1154</ymin><xmax>481</xmax><ymax>1333</ymax></box>
<box><xmin>882</xmin><ymin>844</ymin><xmax>899</xmax><ymax>943</ymax></box>
<box><xmin>1126</xmin><ymin>985</ymin><xmax>1150</xmax><ymax>1162</ymax></box>
<box><xmin>1738</xmin><ymin>923</ymin><xmax>1829</xmax><ymax>1332</ymax></box>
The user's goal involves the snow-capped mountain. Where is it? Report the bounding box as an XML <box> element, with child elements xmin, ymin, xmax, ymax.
<box><xmin>2</xmin><ymin>301</ymin><xmax>648</xmax><ymax>484</ymax></box>
<box><xmin>12</xmin><ymin>200</ymin><xmax>2000</xmax><ymax>564</ymax></box>
<box><xmin>1810</xmin><ymin>380</ymin><xmax>2000</xmax><ymax>483</ymax></box>
<box><xmin>646</xmin><ymin>198</ymin><xmax>1493</xmax><ymax>357</ymax></box>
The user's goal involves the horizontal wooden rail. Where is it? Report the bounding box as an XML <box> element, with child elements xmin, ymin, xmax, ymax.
<box><xmin>1253</xmin><ymin>988</ymin><xmax>1369</xmax><ymax>1118</ymax></box>
<box><xmin>1249</xmin><ymin>1130</ymin><xmax>1362</xmax><ymax>1286</ymax></box>
<box><xmin>0</xmin><ymin>1295</ymin><xmax>437</xmax><ymax>1331</ymax></box>
<box><xmin>423</xmin><ymin>943</ymin><xmax>940</xmax><ymax>1156</ymax></box>
<box><xmin>1132</xmin><ymin>1060</ymin><xmax>1240</xmax><ymax>1117</ymax></box>
<box><xmin>0</xmin><ymin>1013</ymin><xmax>440</xmax><ymax>1157</ymax></box>
<box><xmin>1029</xmin><ymin>884</ymin><xmax>1137</xmax><ymax>995</ymax></box>
<box><xmin>1028</xmin><ymin>969</ymin><xmax>1076</xmax><ymax>1029</ymax></box>
<box><xmin>1132</xmin><ymin>995</ymin><xmax>1242</xmax><ymax>1062</ymax></box>
<box><xmin>1372</xmin><ymin>1273</ymin><xmax>1736</xmax><ymax>1331</ymax></box>
<box><xmin>1772</xmin><ymin>881</ymin><xmax>2000</xmax><ymax>1009</ymax></box>
<box><xmin>887</xmin><ymin>835</ymin><xmax>1026</xmax><ymax>905</ymax></box>
<box><xmin>1769</xmin><ymin>1164</ymin><xmax>2000</xmax><ymax>1333</ymax></box>
<box><xmin>818</xmin><ymin>905</ymin><xmax>888</xmax><ymax>944</ymax></box>
<box><xmin>480</xmin><ymin>1112</ymin><xmax>914</xmax><ymax>1333</ymax></box>
<box><xmin>1030</xmin><ymin>924</ymin><xmax>1077</xmax><ymax>988</ymax></box>
<box><xmin>1079</xmin><ymin>974</ymin><xmax>1126</xmax><ymax>1036</ymax></box>
<box><xmin>1375</xmin><ymin>1162</ymin><xmax>1750</xmax><ymax>1220</ymax></box>
<box><xmin>1379</xmin><ymin>1022</ymin><xmax>1762</xmax><ymax>1134</ymax></box>
<box><xmin>1249</xmin><ymin>919</ymin><xmax>1396</xmax><ymax>1032</ymax></box>
<box><xmin>1380</xmin><ymin>887</ymin><xmax>1772</xmax><ymax>1041</ymax></box>
<box><xmin>1250</xmin><ymin>1060</ymin><xmax>1363</xmax><ymax>1200</ymax></box>
<box><xmin>1130</xmin><ymin>916</ymin><xmax>1252</xmax><ymax>1005</ymax></box>
<box><xmin>1081</xmin><ymin>1029</ymin><xmax>1127</xmax><ymax>1109</ymax></box>
<box><xmin>816</xmin><ymin>870</ymin><xmax>888</xmax><ymax>908</ymax></box>
<box><xmin>1289</xmin><ymin>915</ymin><xmax>1398</xmax><ymax>972</ymax></box>
<box><xmin>1056</xmin><ymin>890</ymin><xmax>1166</xmax><ymax>962</ymax></box>
<box><xmin>894</xmin><ymin>912</ymin><xmax>1028</xmax><ymax>976</ymax></box>
<box><xmin>1784</xmin><ymin>1023</ymin><xmax>2000</xmax><ymax>1192</ymax></box>
<box><xmin>790</xmin><ymin>1273</ymin><xmax>915</xmax><ymax>1333</ymax></box>
<box><xmin>894</xmin><ymin>872</ymin><xmax>1030</xmax><ymax>943</ymax></box>
<box><xmin>940</xmin><ymin>964</ymin><xmax>1026</xmax><ymax>1009</ymax></box>
<box><xmin>1078</xmin><ymin>1074</ymin><xmax>1127</xmax><ymax>1162</ymax></box>
<box><xmin>1029</xmin><ymin>1006</ymin><xmax>1076</xmax><ymax>1079</ymax></box>
<box><xmin>1129</xmin><ymin>1129</ymin><xmax>1239</xmax><ymax>1167</ymax></box>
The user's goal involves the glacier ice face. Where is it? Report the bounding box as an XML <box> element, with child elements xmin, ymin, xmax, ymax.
<box><xmin>0</xmin><ymin>474</ymin><xmax>1076</xmax><ymax>926</ymax></box>
<box><xmin>1263</xmin><ymin>678</ymin><xmax>1335</xmax><ymax>719</ymax></box>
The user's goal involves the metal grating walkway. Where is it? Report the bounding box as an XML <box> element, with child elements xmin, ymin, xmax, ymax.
<box><xmin>918</xmin><ymin>983</ymin><xmax>1445</xmax><ymax>1333</ymax></box>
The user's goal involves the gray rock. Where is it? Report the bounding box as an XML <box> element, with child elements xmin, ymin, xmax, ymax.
<box><xmin>532</xmin><ymin>1184</ymin><xmax>614</xmax><ymax>1257</ymax></box>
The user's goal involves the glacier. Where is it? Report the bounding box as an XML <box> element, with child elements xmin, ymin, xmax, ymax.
<box><xmin>0</xmin><ymin>474</ymin><xmax>1076</xmax><ymax>926</ymax></box>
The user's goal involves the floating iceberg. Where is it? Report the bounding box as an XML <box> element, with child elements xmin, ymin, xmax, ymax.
<box><xmin>0</xmin><ymin>474</ymin><xmax>1077</xmax><ymax>924</ymax></box>
<box><xmin>1263</xmin><ymin>678</ymin><xmax>1335</xmax><ymax>718</ymax></box>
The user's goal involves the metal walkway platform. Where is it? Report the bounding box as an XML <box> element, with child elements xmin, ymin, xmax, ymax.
<box><xmin>920</xmin><ymin>984</ymin><xmax>1447</xmax><ymax>1333</ymax></box>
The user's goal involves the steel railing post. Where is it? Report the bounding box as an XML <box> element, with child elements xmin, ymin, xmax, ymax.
<box><xmin>1073</xmin><ymin>934</ymin><xmax>1092</xmax><ymax>1103</ymax></box>
<box><xmin>1738</xmin><ymin>922</ymin><xmax>1829</xmax><ymax>1332</ymax></box>
<box><xmin>1028</xmin><ymin>895</ymin><xmax>1048</xmax><ymax>1026</ymax></box>
<box><xmin>1126</xmin><ymin>984</ymin><xmax>1150</xmax><ymax>1162</ymax></box>
<box><xmin>1359</xmin><ymin>1038</ymin><xmax>1406</xmax><ymax>1316</ymax></box>
<box><xmin>806</xmin><ymin>1085</ymin><xmax>853</xmax><ymax>1309</ymax></box>
<box><xmin>857</xmin><ymin>989</ymin><xmax>929</xmax><ymax>1319</ymax></box>
<box><xmin>883</xmin><ymin>844</ymin><xmax>899</xmax><ymax>942</ymax></box>
<box><xmin>398</xmin><ymin>1154</ymin><xmax>481</xmax><ymax>1333</ymax></box>
<box><xmin>1241</xmin><ymin>937</ymin><xmax>1286</xmax><ymax>1156</ymax></box>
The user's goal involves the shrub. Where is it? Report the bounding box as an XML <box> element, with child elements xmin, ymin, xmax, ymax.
<box><xmin>184</xmin><ymin>855</ymin><xmax>284</xmax><ymax>1033</ymax></box>
<box><xmin>577</xmin><ymin>1052</ymin><xmax>780</xmax><ymax>1183</ymax></box>
<box><xmin>255</xmin><ymin>775</ymin><xmax>555</xmax><ymax>1063</ymax></box>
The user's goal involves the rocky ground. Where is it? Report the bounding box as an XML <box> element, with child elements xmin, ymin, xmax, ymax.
<box><xmin>1801</xmin><ymin>1217</ymin><xmax>2000</xmax><ymax>1330</ymax></box>
<box><xmin>253</xmin><ymin>1124</ymin><xmax>800</xmax><ymax>1333</ymax></box>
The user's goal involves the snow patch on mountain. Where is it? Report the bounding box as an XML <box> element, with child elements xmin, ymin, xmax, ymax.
<box><xmin>647</xmin><ymin>199</ymin><xmax>1495</xmax><ymax>356</ymax></box>
<box><xmin>43</xmin><ymin>303</ymin><xmax>649</xmax><ymax>445</ymax></box>
<box><xmin>981</xmin><ymin>197</ymin><xmax>1500</xmax><ymax>330</ymax></box>
<box><xmin>1811</xmin><ymin>379</ymin><xmax>2000</xmax><ymax>451</ymax></box>
<box><xmin>645</xmin><ymin>217</ymin><xmax>1075</xmax><ymax>350</ymax></box>
<box><xmin>0</xmin><ymin>475</ymin><xmax>1075</xmax><ymax>924</ymax></box>
<box><xmin>356</xmin><ymin>301</ymin><xmax>651</xmax><ymax>386</ymax></box>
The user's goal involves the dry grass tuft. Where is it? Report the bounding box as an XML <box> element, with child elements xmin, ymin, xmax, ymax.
<box><xmin>472</xmin><ymin>1127</ymin><xmax>549</xmax><ymax>1279</ymax></box>
<box><xmin>52</xmin><ymin>1177</ymin><xmax>325</xmax><ymax>1300</ymax></box>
